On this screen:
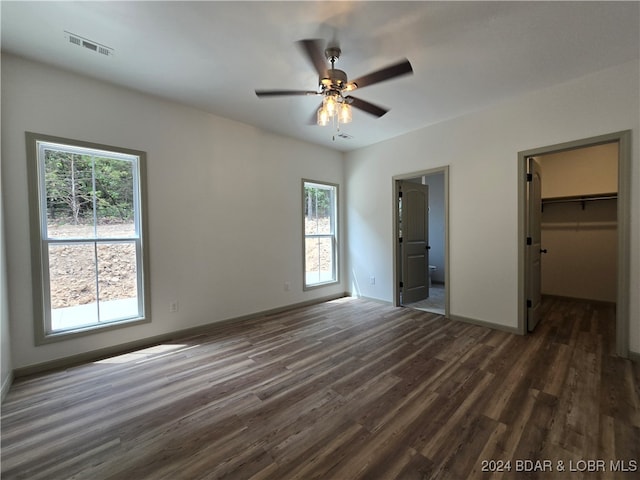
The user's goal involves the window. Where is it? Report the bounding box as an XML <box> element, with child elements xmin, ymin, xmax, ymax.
<box><xmin>303</xmin><ymin>180</ymin><xmax>338</xmax><ymax>289</ymax></box>
<box><xmin>26</xmin><ymin>133</ymin><xmax>149</xmax><ymax>342</ymax></box>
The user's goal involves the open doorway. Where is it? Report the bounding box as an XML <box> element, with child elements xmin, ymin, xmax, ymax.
<box><xmin>518</xmin><ymin>131</ymin><xmax>631</xmax><ymax>357</ymax></box>
<box><xmin>393</xmin><ymin>167</ymin><xmax>449</xmax><ymax>316</ymax></box>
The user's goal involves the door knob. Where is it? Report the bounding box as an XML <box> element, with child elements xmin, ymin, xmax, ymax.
<box><xmin>540</xmin><ymin>248</ymin><xmax>548</xmax><ymax>254</ymax></box>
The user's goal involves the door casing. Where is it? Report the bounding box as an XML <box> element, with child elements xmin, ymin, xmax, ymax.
<box><xmin>517</xmin><ymin>131</ymin><xmax>631</xmax><ymax>357</ymax></box>
<box><xmin>393</xmin><ymin>166</ymin><xmax>449</xmax><ymax>316</ymax></box>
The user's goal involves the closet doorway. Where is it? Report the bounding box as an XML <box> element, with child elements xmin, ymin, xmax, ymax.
<box><xmin>393</xmin><ymin>167</ymin><xmax>449</xmax><ymax>316</ymax></box>
<box><xmin>518</xmin><ymin>131</ymin><xmax>631</xmax><ymax>357</ymax></box>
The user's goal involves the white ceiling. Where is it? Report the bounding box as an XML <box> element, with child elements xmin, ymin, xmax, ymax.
<box><xmin>2</xmin><ymin>1</ymin><xmax>639</xmax><ymax>152</ymax></box>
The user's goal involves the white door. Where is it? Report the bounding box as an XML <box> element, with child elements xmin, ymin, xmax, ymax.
<box><xmin>527</xmin><ymin>157</ymin><xmax>544</xmax><ymax>331</ymax></box>
<box><xmin>399</xmin><ymin>180</ymin><xmax>430</xmax><ymax>305</ymax></box>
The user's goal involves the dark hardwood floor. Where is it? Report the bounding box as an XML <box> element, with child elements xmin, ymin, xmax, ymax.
<box><xmin>1</xmin><ymin>297</ymin><xmax>638</xmax><ymax>479</ymax></box>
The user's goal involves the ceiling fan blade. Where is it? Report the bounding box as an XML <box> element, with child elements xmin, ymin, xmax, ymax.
<box><xmin>297</xmin><ymin>39</ymin><xmax>328</xmax><ymax>77</ymax></box>
<box><xmin>346</xmin><ymin>96</ymin><xmax>389</xmax><ymax>118</ymax></box>
<box><xmin>348</xmin><ymin>59</ymin><xmax>413</xmax><ymax>90</ymax></box>
<box><xmin>255</xmin><ymin>90</ymin><xmax>319</xmax><ymax>98</ymax></box>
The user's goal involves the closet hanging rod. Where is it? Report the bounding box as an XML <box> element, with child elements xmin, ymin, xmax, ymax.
<box><xmin>541</xmin><ymin>192</ymin><xmax>617</xmax><ymax>210</ymax></box>
<box><xmin>542</xmin><ymin>193</ymin><xmax>617</xmax><ymax>205</ymax></box>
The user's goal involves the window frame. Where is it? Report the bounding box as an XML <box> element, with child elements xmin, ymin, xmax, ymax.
<box><xmin>26</xmin><ymin>132</ymin><xmax>151</xmax><ymax>344</ymax></box>
<box><xmin>302</xmin><ymin>179</ymin><xmax>339</xmax><ymax>290</ymax></box>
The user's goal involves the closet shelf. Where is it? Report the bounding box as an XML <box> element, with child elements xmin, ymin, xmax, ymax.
<box><xmin>541</xmin><ymin>192</ymin><xmax>617</xmax><ymax>210</ymax></box>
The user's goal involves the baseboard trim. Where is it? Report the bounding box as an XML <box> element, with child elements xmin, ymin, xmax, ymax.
<box><xmin>542</xmin><ymin>294</ymin><xmax>616</xmax><ymax>306</ymax></box>
<box><xmin>449</xmin><ymin>314</ymin><xmax>521</xmax><ymax>335</ymax></box>
<box><xmin>13</xmin><ymin>293</ymin><xmax>348</xmax><ymax>379</ymax></box>
<box><xmin>1</xmin><ymin>371</ymin><xmax>14</xmax><ymax>403</ymax></box>
<box><xmin>347</xmin><ymin>293</ymin><xmax>393</xmax><ymax>306</ymax></box>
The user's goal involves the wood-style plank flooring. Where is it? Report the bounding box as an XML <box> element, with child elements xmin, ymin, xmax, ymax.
<box><xmin>2</xmin><ymin>297</ymin><xmax>639</xmax><ymax>479</ymax></box>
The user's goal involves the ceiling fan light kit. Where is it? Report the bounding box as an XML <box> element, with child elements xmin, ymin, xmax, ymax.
<box><xmin>256</xmin><ymin>39</ymin><xmax>413</xmax><ymax>136</ymax></box>
<box><xmin>317</xmin><ymin>91</ymin><xmax>352</xmax><ymax>127</ymax></box>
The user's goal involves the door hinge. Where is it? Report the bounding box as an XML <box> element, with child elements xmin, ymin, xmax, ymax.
<box><xmin>526</xmin><ymin>236</ymin><xmax>532</xmax><ymax>246</ymax></box>
<box><xmin>526</xmin><ymin>173</ymin><xmax>533</xmax><ymax>182</ymax></box>
<box><xmin>399</xmin><ymin>237</ymin><xmax>403</xmax><ymax>243</ymax></box>
<box><xmin>527</xmin><ymin>299</ymin><xmax>532</xmax><ymax>308</ymax></box>
<box><xmin>398</xmin><ymin>190</ymin><xmax>403</xmax><ymax>198</ymax></box>
<box><xmin>399</xmin><ymin>281</ymin><xmax>404</xmax><ymax>288</ymax></box>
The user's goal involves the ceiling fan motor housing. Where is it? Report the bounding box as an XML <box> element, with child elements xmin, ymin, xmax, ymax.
<box><xmin>320</xmin><ymin>69</ymin><xmax>348</xmax><ymax>91</ymax></box>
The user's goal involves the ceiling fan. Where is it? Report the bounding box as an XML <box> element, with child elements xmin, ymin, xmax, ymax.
<box><xmin>255</xmin><ymin>39</ymin><xmax>413</xmax><ymax>128</ymax></box>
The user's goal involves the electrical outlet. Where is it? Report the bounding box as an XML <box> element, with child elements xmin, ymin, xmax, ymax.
<box><xmin>284</xmin><ymin>281</ymin><xmax>291</xmax><ymax>292</ymax></box>
<box><xmin>169</xmin><ymin>301</ymin><xmax>179</xmax><ymax>313</ymax></box>
<box><xmin>370</xmin><ymin>276</ymin><xmax>376</xmax><ymax>285</ymax></box>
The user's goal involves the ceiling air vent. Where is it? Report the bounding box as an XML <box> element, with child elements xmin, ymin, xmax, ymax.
<box><xmin>65</xmin><ymin>31</ymin><xmax>114</xmax><ymax>57</ymax></box>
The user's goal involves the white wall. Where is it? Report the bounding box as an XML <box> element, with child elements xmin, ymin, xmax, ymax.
<box><xmin>345</xmin><ymin>60</ymin><xmax>639</xmax><ymax>354</ymax></box>
<box><xmin>1</xmin><ymin>144</ymin><xmax>13</xmax><ymax>399</ymax></box>
<box><xmin>1</xmin><ymin>54</ymin><xmax>345</xmax><ymax>370</ymax></box>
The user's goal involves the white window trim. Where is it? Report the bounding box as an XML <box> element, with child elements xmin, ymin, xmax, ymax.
<box><xmin>26</xmin><ymin>132</ymin><xmax>151</xmax><ymax>344</ymax></box>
